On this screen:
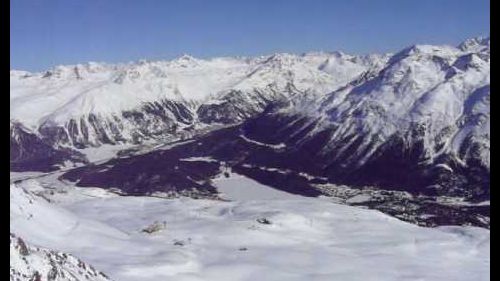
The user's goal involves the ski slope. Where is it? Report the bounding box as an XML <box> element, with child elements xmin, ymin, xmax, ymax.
<box><xmin>10</xmin><ymin>177</ymin><xmax>489</xmax><ymax>281</ymax></box>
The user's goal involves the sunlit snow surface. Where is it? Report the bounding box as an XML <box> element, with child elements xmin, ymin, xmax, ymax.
<box><xmin>10</xmin><ymin>174</ymin><xmax>489</xmax><ymax>281</ymax></box>
<box><xmin>214</xmin><ymin>173</ymin><xmax>299</xmax><ymax>200</ymax></box>
<box><xmin>10</xmin><ymin>52</ymin><xmax>385</xmax><ymax>129</ymax></box>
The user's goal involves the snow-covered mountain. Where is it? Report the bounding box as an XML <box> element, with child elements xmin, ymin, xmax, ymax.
<box><xmin>11</xmin><ymin>52</ymin><xmax>387</xmax><ymax>148</ymax></box>
<box><xmin>51</xmin><ymin>37</ymin><xmax>489</xmax><ymax>202</ymax></box>
<box><xmin>240</xmin><ymin>37</ymin><xmax>490</xmax><ymax>200</ymax></box>
<box><xmin>10</xmin><ymin>37</ymin><xmax>490</xmax><ymax>279</ymax></box>
<box><xmin>10</xmin><ymin>37</ymin><xmax>490</xmax><ymax>221</ymax></box>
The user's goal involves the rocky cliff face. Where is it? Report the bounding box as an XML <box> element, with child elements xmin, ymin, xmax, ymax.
<box><xmin>10</xmin><ymin>121</ymin><xmax>87</xmax><ymax>172</ymax></box>
<box><xmin>10</xmin><ymin>233</ymin><xmax>111</xmax><ymax>281</ymax></box>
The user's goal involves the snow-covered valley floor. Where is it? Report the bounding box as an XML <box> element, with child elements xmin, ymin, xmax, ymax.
<box><xmin>11</xmin><ymin>173</ymin><xmax>490</xmax><ymax>281</ymax></box>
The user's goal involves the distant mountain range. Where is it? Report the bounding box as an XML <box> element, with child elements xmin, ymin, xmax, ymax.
<box><xmin>10</xmin><ymin>37</ymin><xmax>490</xmax><ymax>226</ymax></box>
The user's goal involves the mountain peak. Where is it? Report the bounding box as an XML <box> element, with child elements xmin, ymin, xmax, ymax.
<box><xmin>458</xmin><ymin>36</ymin><xmax>490</xmax><ymax>52</ymax></box>
<box><xmin>178</xmin><ymin>54</ymin><xmax>196</xmax><ymax>60</ymax></box>
<box><xmin>388</xmin><ymin>43</ymin><xmax>460</xmax><ymax>66</ymax></box>
<box><xmin>169</xmin><ymin>54</ymin><xmax>201</xmax><ymax>67</ymax></box>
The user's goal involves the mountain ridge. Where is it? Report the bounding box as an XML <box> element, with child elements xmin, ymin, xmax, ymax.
<box><xmin>11</xmin><ymin>37</ymin><xmax>490</xmax><ymax>208</ymax></box>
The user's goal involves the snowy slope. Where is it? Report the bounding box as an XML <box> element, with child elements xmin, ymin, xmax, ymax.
<box><xmin>10</xmin><ymin>180</ymin><xmax>489</xmax><ymax>281</ymax></box>
<box><xmin>213</xmin><ymin>172</ymin><xmax>300</xmax><ymax>200</ymax></box>
<box><xmin>241</xmin><ymin>37</ymin><xmax>489</xmax><ymax>199</ymax></box>
<box><xmin>281</xmin><ymin>40</ymin><xmax>489</xmax><ymax>166</ymax></box>
<box><xmin>10</xmin><ymin>52</ymin><xmax>387</xmax><ymax>148</ymax></box>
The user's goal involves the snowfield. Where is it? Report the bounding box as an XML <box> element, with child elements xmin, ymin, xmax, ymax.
<box><xmin>10</xmin><ymin>175</ymin><xmax>489</xmax><ymax>281</ymax></box>
<box><xmin>214</xmin><ymin>173</ymin><xmax>299</xmax><ymax>200</ymax></box>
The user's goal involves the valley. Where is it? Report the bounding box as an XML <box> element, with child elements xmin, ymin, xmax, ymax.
<box><xmin>10</xmin><ymin>37</ymin><xmax>490</xmax><ymax>280</ymax></box>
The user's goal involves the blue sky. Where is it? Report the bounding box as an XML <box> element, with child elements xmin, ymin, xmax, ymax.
<box><xmin>11</xmin><ymin>0</ymin><xmax>489</xmax><ymax>71</ymax></box>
